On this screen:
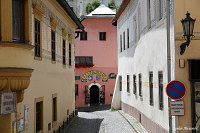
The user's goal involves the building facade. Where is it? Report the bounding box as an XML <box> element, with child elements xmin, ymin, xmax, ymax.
<box><xmin>112</xmin><ymin>0</ymin><xmax>175</xmax><ymax>132</ymax></box>
<box><xmin>67</xmin><ymin>0</ymin><xmax>122</xmax><ymax>17</ymax></box>
<box><xmin>0</xmin><ymin>0</ymin><xmax>84</xmax><ymax>132</ymax></box>
<box><xmin>75</xmin><ymin>5</ymin><xmax>118</xmax><ymax>107</ymax></box>
<box><xmin>112</xmin><ymin>0</ymin><xmax>200</xmax><ymax>132</ymax></box>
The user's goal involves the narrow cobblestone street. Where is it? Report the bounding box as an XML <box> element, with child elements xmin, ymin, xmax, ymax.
<box><xmin>64</xmin><ymin>106</ymin><xmax>137</xmax><ymax>133</ymax></box>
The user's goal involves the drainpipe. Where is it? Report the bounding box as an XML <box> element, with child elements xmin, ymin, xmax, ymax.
<box><xmin>166</xmin><ymin>0</ymin><xmax>173</xmax><ymax>133</ymax></box>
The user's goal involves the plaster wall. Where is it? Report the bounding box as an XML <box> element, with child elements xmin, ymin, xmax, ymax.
<box><xmin>114</xmin><ymin>0</ymin><xmax>176</xmax><ymax>132</ymax></box>
<box><xmin>174</xmin><ymin>0</ymin><xmax>200</xmax><ymax>132</ymax></box>
<box><xmin>10</xmin><ymin>0</ymin><xmax>77</xmax><ymax>132</ymax></box>
<box><xmin>75</xmin><ymin>17</ymin><xmax>118</xmax><ymax>107</ymax></box>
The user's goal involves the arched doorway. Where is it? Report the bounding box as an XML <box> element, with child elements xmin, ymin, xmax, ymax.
<box><xmin>90</xmin><ymin>85</ymin><xmax>99</xmax><ymax>106</ymax></box>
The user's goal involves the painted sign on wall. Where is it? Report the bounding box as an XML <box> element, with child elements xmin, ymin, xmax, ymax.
<box><xmin>1</xmin><ymin>92</ymin><xmax>14</xmax><ymax>114</ymax></box>
<box><xmin>81</xmin><ymin>70</ymin><xmax>108</xmax><ymax>82</ymax></box>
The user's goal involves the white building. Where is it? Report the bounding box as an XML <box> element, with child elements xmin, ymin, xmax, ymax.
<box><xmin>112</xmin><ymin>0</ymin><xmax>176</xmax><ymax>132</ymax></box>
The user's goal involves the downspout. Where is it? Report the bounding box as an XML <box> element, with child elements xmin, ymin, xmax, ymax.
<box><xmin>166</xmin><ymin>0</ymin><xmax>173</xmax><ymax>132</ymax></box>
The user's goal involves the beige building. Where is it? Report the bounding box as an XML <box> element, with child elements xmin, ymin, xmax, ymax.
<box><xmin>0</xmin><ymin>0</ymin><xmax>84</xmax><ymax>132</ymax></box>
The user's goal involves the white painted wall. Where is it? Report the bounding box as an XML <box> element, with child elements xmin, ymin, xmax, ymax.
<box><xmin>112</xmin><ymin>0</ymin><xmax>176</xmax><ymax>131</ymax></box>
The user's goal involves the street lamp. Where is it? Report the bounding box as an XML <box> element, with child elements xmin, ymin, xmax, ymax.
<box><xmin>180</xmin><ymin>11</ymin><xmax>196</xmax><ymax>55</ymax></box>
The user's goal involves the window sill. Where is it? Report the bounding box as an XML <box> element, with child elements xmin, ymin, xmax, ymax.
<box><xmin>0</xmin><ymin>41</ymin><xmax>33</xmax><ymax>50</ymax></box>
<box><xmin>34</xmin><ymin>56</ymin><xmax>42</xmax><ymax>61</ymax></box>
<box><xmin>51</xmin><ymin>60</ymin><xmax>56</xmax><ymax>64</ymax></box>
<box><xmin>36</xmin><ymin>130</ymin><xmax>44</xmax><ymax>133</ymax></box>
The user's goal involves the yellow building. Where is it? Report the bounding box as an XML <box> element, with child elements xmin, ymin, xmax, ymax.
<box><xmin>0</xmin><ymin>0</ymin><xmax>84</xmax><ymax>132</ymax></box>
<box><xmin>175</xmin><ymin>0</ymin><xmax>200</xmax><ymax>132</ymax></box>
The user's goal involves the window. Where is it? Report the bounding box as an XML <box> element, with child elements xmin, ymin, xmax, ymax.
<box><xmin>149</xmin><ymin>72</ymin><xmax>153</xmax><ymax>106</ymax></box>
<box><xmin>127</xmin><ymin>29</ymin><xmax>129</xmax><ymax>48</ymax></box>
<box><xmin>127</xmin><ymin>75</ymin><xmax>130</xmax><ymax>93</ymax></box>
<box><xmin>120</xmin><ymin>35</ymin><xmax>122</xmax><ymax>52</ymax></box>
<box><xmin>158</xmin><ymin>0</ymin><xmax>163</xmax><ymax>20</ymax></box>
<box><xmin>119</xmin><ymin>76</ymin><xmax>122</xmax><ymax>91</ymax></box>
<box><xmin>99</xmin><ymin>32</ymin><xmax>106</xmax><ymax>40</ymax></box>
<box><xmin>158</xmin><ymin>71</ymin><xmax>163</xmax><ymax>110</ymax></box>
<box><xmin>75</xmin><ymin>84</ymin><xmax>78</xmax><ymax>96</ymax></box>
<box><xmin>147</xmin><ymin>0</ymin><xmax>151</xmax><ymax>29</ymax></box>
<box><xmin>75</xmin><ymin>56</ymin><xmax>93</xmax><ymax>67</ymax></box>
<box><xmin>36</xmin><ymin>101</ymin><xmax>43</xmax><ymax>132</ymax></box>
<box><xmin>12</xmin><ymin>0</ymin><xmax>25</xmax><ymax>42</ymax></box>
<box><xmin>52</xmin><ymin>97</ymin><xmax>57</xmax><ymax>122</ymax></box>
<box><xmin>35</xmin><ymin>19</ymin><xmax>41</xmax><ymax>57</ymax></box>
<box><xmin>139</xmin><ymin>74</ymin><xmax>142</xmax><ymax>97</ymax></box>
<box><xmin>63</xmin><ymin>40</ymin><xmax>66</xmax><ymax>65</ymax></box>
<box><xmin>69</xmin><ymin>43</ymin><xmax>71</xmax><ymax>66</ymax></box>
<box><xmin>123</xmin><ymin>31</ymin><xmax>125</xmax><ymax>50</ymax></box>
<box><xmin>51</xmin><ymin>31</ymin><xmax>56</xmax><ymax>61</ymax></box>
<box><xmin>75</xmin><ymin>76</ymin><xmax>80</xmax><ymax>80</ymax></box>
<box><xmin>133</xmin><ymin>75</ymin><xmax>137</xmax><ymax>94</ymax></box>
<box><xmin>80</xmin><ymin>32</ymin><xmax>87</xmax><ymax>40</ymax></box>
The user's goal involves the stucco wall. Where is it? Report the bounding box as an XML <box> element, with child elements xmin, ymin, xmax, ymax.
<box><xmin>114</xmin><ymin>0</ymin><xmax>176</xmax><ymax>132</ymax></box>
<box><xmin>75</xmin><ymin>17</ymin><xmax>118</xmax><ymax>107</ymax></box>
<box><xmin>174</xmin><ymin>0</ymin><xmax>200</xmax><ymax>132</ymax></box>
<box><xmin>12</xmin><ymin>0</ymin><xmax>77</xmax><ymax>132</ymax></box>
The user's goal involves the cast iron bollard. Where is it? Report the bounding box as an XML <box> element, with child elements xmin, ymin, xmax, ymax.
<box><xmin>63</xmin><ymin>121</ymin><xmax>65</xmax><ymax>129</ymax></box>
<box><xmin>75</xmin><ymin>109</ymin><xmax>78</xmax><ymax>115</ymax></box>
<box><xmin>59</xmin><ymin>126</ymin><xmax>61</xmax><ymax>133</ymax></box>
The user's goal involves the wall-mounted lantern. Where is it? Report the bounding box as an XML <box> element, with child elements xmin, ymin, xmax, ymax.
<box><xmin>180</xmin><ymin>12</ymin><xmax>196</xmax><ymax>55</ymax></box>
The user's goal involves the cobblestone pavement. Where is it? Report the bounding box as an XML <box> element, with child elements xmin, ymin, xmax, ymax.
<box><xmin>64</xmin><ymin>108</ymin><xmax>136</xmax><ymax>133</ymax></box>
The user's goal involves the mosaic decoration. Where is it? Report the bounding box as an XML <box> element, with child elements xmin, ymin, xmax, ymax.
<box><xmin>81</xmin><ymin>70</ymin><xmax>108</xmax><ymax>82</ymax></box>
<box><xmin>96</xmin><ymin>75</ymin><xmax>101</xmax><ymax>81</ymax></box>
<box><xmin>88</xmin><ymin>76</ymin><xmax>93</xmax><ymax>81</ymax></box>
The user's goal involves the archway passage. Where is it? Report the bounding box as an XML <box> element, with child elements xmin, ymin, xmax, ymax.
<box><xmin>90</xmin><ymin>85</ymin><xmax>100</xmax><ymax>106</ymax></box>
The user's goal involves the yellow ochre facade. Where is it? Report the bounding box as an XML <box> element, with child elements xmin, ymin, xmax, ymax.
<box><xmin>0</xmin><ymin>0</ymin><xmax>84</xmax><ymax>132</ymax></box>
<box><xmin>175</xmin><ymin>0</ymin><xmax>200</xmax><ymax>132</ymax></box>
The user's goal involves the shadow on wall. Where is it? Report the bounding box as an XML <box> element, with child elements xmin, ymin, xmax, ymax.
<box><xmin>65</xmin><ymin>117</ymin><xmax>103</xmax><ymax>133</ymax></box>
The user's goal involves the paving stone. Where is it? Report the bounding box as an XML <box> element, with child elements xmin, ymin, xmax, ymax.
<box><xmin>64</xmin><ymin>108</ymin><xmax>136</xmax><ymax>133</ymax></box>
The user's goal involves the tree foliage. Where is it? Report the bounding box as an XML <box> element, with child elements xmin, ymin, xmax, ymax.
<box><xmin>85</xmin><ymin>0</ymin><xmax>101</xmax><ymax>14</ymax></box>
<box><xmin>86</xmin><ymin>3</ymin><xmax>93</xmax><ymax>14</ymax></box>
<box><xmin>108</xmin><ymin>0</ymin><xmax>117</xmax><ymax>10</ymax></box>
<box><xmin>92</xmin><ymin>0</ymin><xmax>101</xmax><ymax>9</ymax></box>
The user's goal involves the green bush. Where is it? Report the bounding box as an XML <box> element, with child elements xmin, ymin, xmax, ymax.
<box><xmin>86</xmin><ymin>3</ymin><xmax>93</xmax><ymax>14</ymax></box>
<box><xmin>108</xmin><ymin>0</ymin><xmax>117</xmax><ymax>9</ymax></box>
<box><xmin>85</xmin><ymin>0</ymin><xmax>101</xmax><ymax>14</ymax></box>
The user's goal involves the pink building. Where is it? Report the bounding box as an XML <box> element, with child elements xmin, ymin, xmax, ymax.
<box><xmin>75</xmin><ymin>5</ymin><xmax>118</xmax><ymax>107</ymax></box>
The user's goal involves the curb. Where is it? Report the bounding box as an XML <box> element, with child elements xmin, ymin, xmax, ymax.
<box><xmin>117</xmin><ymin>110</ymin><xmax>148</xmax><ymax>133</ymax></box>
<box><xmin>117</xmin><ymin>110</ymin><xmax>139</xmax><ymax>133</ymax></box>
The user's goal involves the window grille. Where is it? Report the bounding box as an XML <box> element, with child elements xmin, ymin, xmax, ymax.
<box><xmin>51</xmin><ymin>31</ymin><xmax>56</xmax><ymax>61</ymax></box>
<box><xmin>35</xmin><ymin>19</ymin><xmax>41</xmax><ymax>57</ymax></box>
<box><xmin>149</xmin><ymin>72</ymin><xmax>154</xmax><ymax>106</ymax></box>
<box><xmin>158</xmin><ymin>71</ymin><xmax>163</xmax><ymax>110</ymax></box>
